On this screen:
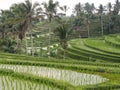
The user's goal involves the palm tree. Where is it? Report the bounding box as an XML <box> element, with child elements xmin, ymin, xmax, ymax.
<box><xmin>107</xmin><ymin>2</ymin><xmax>112</xmax><ymax>33</ymax></box>
<box><xmin>91</xmin><ymin>3</ymin><xmax>96</xmax><ymax>14</ymax></box>
<box><xmin>73</xmin><ymin>3</ymin><xmax>83</xmax><ymax>16</ymax></box>
<box><xmin>54</xmin><ymin>22</ymin><xmax>72</xmax><ymax>59</ymax></box>
<box><xmin>84</xmin><ymin>3</ymin><xmax>94</xmax><ymax>37</ymax></box>
<box><xmin>10</xmin><ymin>0</ymin><xmax>42</xmax><ymax>55</ymax></box>
<box><xmin>20</xmin><ymin>0</ymin><xmax>42</xmax><ymax>56</ymax></box>
<box><xmin>42</xmin><ymin>0</ymin><xmax>60</xmax><ymax>57</ymax></box>
<box><xmin>98</xmin><ymin>4</ymin><xmax>104</xmax><ymax>36</ymax></box>
<box><xmin>113</xmin><ymin>0</ymin><xmax>120</xmax><ymax>15</ymax></box>
<box><xmin>0</xmin><ymin>10</ymin><xmax>7</xmax><ymax>40</ymax></box>
<box><xmin>42</xmin><ymin>0</ymin><xmax>59</xmax><ymax>22</ymax></box>
<box><xmin>0</xmin><ymin>10</ymin><xmax>15</xmax><ymax>40</ymax></box>
<box><xmin>10</xmin><ymin>3</ymin><xmax>28</xmax><ymax>51</ymax></box>
<box><xmin>60</xmin><ymin>5</ymin><xmax>69</xmax><ymax>16</ymax></box>
<box><xmin>111</xmin><ymin>0</ymin><xmax>120</xmax><ymax>33</ymax></box>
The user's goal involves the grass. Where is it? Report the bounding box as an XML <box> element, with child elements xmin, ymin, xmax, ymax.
<box><xmin>84</xmin><ymin>39</ymin><xmax>120</xmax><ymax>55</ymax></box>
<box><xmin>105</xmin><ymin>35</ymin><xmax>120</xmax><ymax>48</ymax></box>
<box><xmin>0</xmin><ymin>69</ymin><xmax>74</xmax><ymax>90</ymax></box>
<box><xmin>67</xmin><ymin>39</ymin><xmax>120</xmax><ymax>62</ymax></box>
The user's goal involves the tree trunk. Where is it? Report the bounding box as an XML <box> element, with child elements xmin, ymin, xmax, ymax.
<box><xmin>30</xmin><ymin>29</ymin><xmax>34</xmax><ymax>56</ymax></box>
<box><xmin>63</xmin><ymin>49</ymin><xmax>66</xmax><ymax>60</ymax></box>
<box><xmin>108</xmin><ymin>15</ymin><xmax>111</xmax><ymax>33</ymax></box>
<box><xmin>29</xmin><ymin>19</ymin><xmax>34</xmax><ymax>57</ymax></box>
<box><xmin>39</xmin><ymin>42</ymin><xmax>41</xmax><ymax>57</ymax></box>
<box><xmin>87</xmin><ymin>19</ymin><xmax>90</xmax><ymax>37</ymax></box>
<box><xmin>48</xmin><ymin>27</ymin><xmax>51</xmax><ymax>58</ymax></box>
<box><xmin>2</xmin><ymin>28</ymin><xmax>5</xmax><ymax>41</ymax></box>
<box><xmin>48</xmin><ymin>15</ymin><xmax>52</xmax><ymax>58</ymax></box>
<box><xmin>87</xmin><ymin>24</ymin><xmax>90</xmax><ymax>37</ymax></box>
<box><xmin>101</xmin><ymin>15</ymin><xmax>104</xmax><ymax>36</ymax></box>
<box><xmin>17</xmin><ymin>38</ymin><xmax>22</xmax><ymax>53</ymax></box>
<box><xmin>25</xmin><ymin>33</ymin><xmax>28</xmax><ymax>55</ymax></box>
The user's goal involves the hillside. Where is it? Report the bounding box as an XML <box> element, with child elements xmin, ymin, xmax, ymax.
<box><xmin>66</xmin><ymin>34</ymin><xmax>120</xmax><ymax>62</ymax></box>
<box><xmin>0</xmin><ymin>34</ymin><xmax>120</xmax><ymax>90</ymax></box>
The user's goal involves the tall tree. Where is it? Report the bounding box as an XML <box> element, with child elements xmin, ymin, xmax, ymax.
<box><xmin>113</xmin><ymin>0</ymin><xmax>120</xmax><ymax>15</ymax></box>
<box><xmin>84</xmin><ymin>3</ymin><xmax>94</xmax><ymax>37</ymax></box>
<box><xmin>42</xmin><ymin>0</ymin><xmax>59</xmax><ymax>22</ymax></box>
<box><xmin>54</xmin><ymin>22</ymin><xmax>72</xmax><ymax>59</ymax></box>
<box><xmin>0</xmin><ymin>10</ymin><xmax>14</xmax><ymax>40</ymax></box>
<box><xmin>107</xmin><ymin>2</ymin><xmax>112</xmax><ymax>33</ymax></box>
<box><xmin>10</xmin><ymin>0</ymin><xmax>42</xmax><ymax>55</ymax></box>
<box><xmin>91</xmin><ymin>3</ymin><xmax>96</xmax><ymax>14</ymax></box>
<box><xmin>20</xmin><ymin>0</ymin><xmax>42</xmax><ymax>56</ymax></box>
<box><xmin>111</xmin><ymin>0</ymin><xmax>120</xmax><ymax>33</ymax></box>
<box><xmin>73</xmin><ymin>3</ymin><xmax>83</xmax><ymax>16</ymax></box>
<box><xmin>42</xmin><ymin>0</ymin><xmax>60</xmax><ymax>57</ymax></box>
<box><xmin>60</xmin><ymin>5</ymin><xmax>69</xmax><ymax>16</ymax></box>
<box><xmin>98</xmin><ymin>4</ymin><xmax>104</xmax><ymax>36</ymax></box>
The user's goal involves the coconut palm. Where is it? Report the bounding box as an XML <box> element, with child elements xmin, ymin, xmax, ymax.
<box><xmin>54</xmin><ymin>22</ymin><xmax>72</xmax><ymax>59</ymax></box>
<box><xmin>107</xmin><ymin>2</ymin><xmax>112</xmax><ymax>33</ymax></box>
<box><xmin>60</xmin><ymin>5</ymin><xmax>69</xmax><ymax>16</ymax></box>
<box><xmin>10</xmin><ymin>0</ymin><xmax>43</xmax><ymax>55</ymax></box>
<box><xmin>84</xmin><ymin>3</ymin><xmax>95</xmax><ymax>37</ymax></box>
<box><xmin>113</xmin><ymin>0</ymin><xmax>120</xmax><ymax>15</ymax></box>
<box><xmin>0</xmin><ymin>10</ymin><xmax>7</xmax><ymax>40</ymax></box>
<box><xmin>10</xmin><ymin>3</ymin><xmax>28</xmax><ymax>51</ymax></box>
<box><xmin>42</xmin><ymin>0</ymin><xmax>60</xmax><ymax>57</ymax></box>
<box><xmin>84</xmin><ymin>3</ymin><xmax>90</xmax><ymax>37</ymax></box>
<box><xmin>42</xmin><ymin>0</ymin><xmax>59</xmax><ymax>22</ymax></box>
<box><xmin>91</xmin><ymin>3</ymin><xmax>96</xmax><ymax>14</ymax></box>
<box><xmin>73</xmin><ymin>3</ymin><xmax>83</xmax><ymax>16</ymax></box>
<box><xmin>20</xmin><ymin>0</ymin><xmax>42</xmax><ymax>56</ymax></box>
<box><xmin>98</xmin><ymin>4</ymin><xmax>104</xmax><ymax>36</ymax></box>
<box><xmin>0</xmin><ymin>10</ymin><xmax>14</xmax><ymax>40</ymax></box>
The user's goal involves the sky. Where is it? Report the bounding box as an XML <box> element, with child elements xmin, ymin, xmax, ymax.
<box><xmin>0</xmin><ymin>0</ymin><xmax>116</xmax><ymax>15</ymax></box>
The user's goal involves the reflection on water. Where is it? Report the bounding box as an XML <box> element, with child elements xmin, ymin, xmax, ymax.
<box><xmin>0</xmin><ymin>64</ymin><xmax>108</xmax><ymax>86</ymax></box>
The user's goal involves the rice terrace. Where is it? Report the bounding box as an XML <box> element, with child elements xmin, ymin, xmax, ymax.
<box><xmin>0</xmin><ymin>0</ymin><xmax>120</xmax><ymax>90</ymax></box>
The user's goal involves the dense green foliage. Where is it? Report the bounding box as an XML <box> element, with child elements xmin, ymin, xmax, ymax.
<box><xmin>1</xmin><ymin>0</ymin><xmax>120</xmax><ymax>54</ymax></box>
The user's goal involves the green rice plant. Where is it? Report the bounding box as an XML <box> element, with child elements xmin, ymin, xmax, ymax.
<box><xmin>69</xmin><ymin>39</ymin><xmax>120</xmax><ymax>58</ymax></box>
<box><xmin>105</xmin><ymin>36</ymin><xmax>120</xmax><ymax>48</ymax></box>
<box><xmin>116</xmin><ymin>35</ymin><xmax>120</xmax><ymax>42</ymax></box>
<box><xmin>0</xmin><ymin>64</ymin><xmax>108</xmax><ymax>86</ymax></box>
<box><xmin>84</xmin><ymin>39</ymin><xmax>120</xmax><ymax>55</ymax></box>
<box><xmin>0</xmin><ymin>69</ymin><xmax>74</xmax><ymax>90</ymax></box>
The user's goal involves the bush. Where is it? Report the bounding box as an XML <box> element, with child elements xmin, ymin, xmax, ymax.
<box><xmin>0</xmin><ymin>39</ymin><xmax>17</xmax><ymax>53</ymax></box>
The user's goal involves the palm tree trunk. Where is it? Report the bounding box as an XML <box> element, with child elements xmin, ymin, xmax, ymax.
<box><xmin>39</xmin><ymin>42</ymin><xmax>41</xmax><ymax>57</ymax></box>
<box><xmin>30</xmin><ymin>30</ymin><xmax>34</xmax><ymax>56</ymax></box>
<box><xmin>87</xmin><ymin>19</ymin><xmax>90</xmax><ymax>37</ymax></box>
<box><xmin>2</xmin><ymin>29</ymin><xmax>5</xmax><ymax>41</ymax></box>
<box><xmin>48</xmin><ymin>16</ymin><xmax>52</xmax><ymax>58</ymax></box>
<box><xmin>48</xmin><ymin>27</ymin><xmax>51</xmax><ymax>58</ymax></box>
<box><xmin>25</xmin><ymin>33</ymin><xmax>28</xmax><ymax>55</ymax></box>
<box><xmin>101</xmin><ymin>15</ymin><xmax>104</xmax><ymax>36</ymax></box>
<box><xmin>29</xmin><ymin>20</ymin><xmax>34</xmax><ymax>57</ymax></box>
<box><xmin>63</xmin><ymin>49</ymin><xmax>66</xmax><ymax>60</ymax></box>
<box><xmin>17</xmin><ymin>38</ymin><xmax>22</xmax><ymax>53</ymax></box>
<box><xmin>87</xmin><ymin>25</ymin><xmax>90</xmax><ymax>37</ymax></box>
<box><xmin>108</xmin><ymin>15</ymin><xmax>111</xmax><ymax>33</ymax></box>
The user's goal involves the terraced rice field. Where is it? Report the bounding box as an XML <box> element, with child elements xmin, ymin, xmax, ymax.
<box><xmin>0</xmin><ymin>64</ymin><xmax>108</xmax><ymax>86</ymax></box>
<box><xmin>0</xmin><ymin>34</ymin><xmax>120</xmax><ymax>90</ymax></box>
<box><xmin>0</xmin><ymin>76</ymin><xmax>60</xmax><ymax>90</ymax></box>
